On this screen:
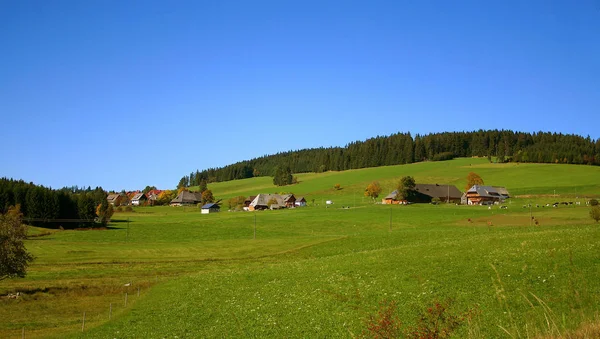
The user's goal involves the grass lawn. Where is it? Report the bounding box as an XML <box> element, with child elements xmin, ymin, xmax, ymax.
<box><xmin>1</xmin><ymin>158</ymin><xmax>599</xmax><ymax>338</ymax></box>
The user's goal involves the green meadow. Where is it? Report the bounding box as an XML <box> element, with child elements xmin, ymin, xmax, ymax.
<box><xmin>1</xmin><ymin>158</ymin><xmax>600</xmax><ymax>338</ymax></box>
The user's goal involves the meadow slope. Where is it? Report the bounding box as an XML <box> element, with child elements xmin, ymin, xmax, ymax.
<box><xmin>1</xmin><ymin>158</ymin><xmax>599</xmax><ymax>338</ymax></box>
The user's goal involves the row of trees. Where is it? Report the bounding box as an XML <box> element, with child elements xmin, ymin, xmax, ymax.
<box><xmin>0</xmin><ymin>178</ymin><xmax>108</xmax><ymax>229</ymax></box>
<box><xmin>178</xmin><ymin>130</ymin><xmax>600</xmax><ymax>186</ymax></box>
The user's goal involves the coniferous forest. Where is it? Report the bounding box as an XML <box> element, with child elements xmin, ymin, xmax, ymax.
<box><xmin>0</xmin><ymin>179</ymin><xmax>106</xmax><ymax>229</ymax></box>
<box><xmin>179</xmin><ymin>130</ymin><xmax>600</xmax><ymax>186</ymax></box>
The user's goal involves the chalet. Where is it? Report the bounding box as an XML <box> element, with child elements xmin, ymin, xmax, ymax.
<box><xmin>201</xmin><ymin>203</ymin><xmax>220</xmax><ymax>214</ymax></box>
<box><xmin>295</xmin><ymin>196</ymin><xmax>307</xmax><ymax>207</ymax></box>
<box><xmin>464</xmin><ymin>185</ymin><xmax>510</xmax><ymax>205</ymax></box>
<box><xmin>131</xmin><ymin>193</ymin><xmax>147</xmax><ymax>206</ymax></box>
<box><xmin>382</xmin><ymin>184</ymin><xmax>462</xmax><ymax>204</ymax></box>
<box><xmin>170</xmin><ymin>191</ymin><xmax>202</xmax><ymax>206</ymax></box>
<box><xmin>282</xmin><ymin>194</ymin><xmax>296</xmax><ymax>208</ymax></box>
<box><xmin>107</xmin><ymin>193</ymin><xmax>123</xmax><ymax>206</ymax></box>
<box><xmin>248</xmin><ymin>194</ymin><xmax>296</xmax><ymax>211</ymax></box>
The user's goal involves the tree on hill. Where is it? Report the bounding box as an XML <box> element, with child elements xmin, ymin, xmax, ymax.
<box><xmin>364</xmin><ymin>181</ymin><xmax>382</xmax><ymax>201</ymax></box>
<box><xmin>142</xmin><ymin>186</ymin><xmax>157</xmax><ymax>195</ymax></box>
<box><xmin>1</xmin><ymin>205</ymin><xmax>34</xmax><ymax>281</ymax></box>
<box><xmin>273</xmin><ymin>166</ymin><xmax>293</xmax><ymax>186</ymax></box>
<box><xmin>201</xmin><ymin>190</ymin><xmax>215</xmax><ymax>205</ymax></box>
<box><xmin>465</xmin><ymin>172</ymin><xmax>484</xmax><ymax>191</ymax></box>
<box><xmin>397</xmin><ymin>176</ymin><xmax>416</xmax><ymax>201</ymax></box>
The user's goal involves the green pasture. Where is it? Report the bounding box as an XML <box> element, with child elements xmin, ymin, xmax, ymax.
<box><xmin>1</xmin><ymin>159</ymin><xmax>600</xmax><ymax>338</ymax></box>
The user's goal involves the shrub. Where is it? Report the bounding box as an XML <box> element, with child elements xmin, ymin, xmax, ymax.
<box><xmin>124</xmin><ymin>206</ymin><xmax>133</xmax><ymax>212</ymax></box>
<box><xmin>589</xmin><ymin>199</ymin><xmax>598</xmax><ymax>206</ymax></box>
<box><xmin>115</xmin><ymin>206</ymin><xmax>123</xmax><ymax>212</ymax></box>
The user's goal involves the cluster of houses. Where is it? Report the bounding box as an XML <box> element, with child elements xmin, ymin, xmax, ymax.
<box><xmin>382</xmin><ymin>184</ymin><xmax>510</xmax><ymax>206</ymax></box>
<box><xmin>243</xmin><ymin>194</ymin><xmax>307</xmax><ymax>211</ymax></box>
<box><xmin>106</xmin><ymin>189</ymin><xmax>164</xmax><ymax>207</ymax></box>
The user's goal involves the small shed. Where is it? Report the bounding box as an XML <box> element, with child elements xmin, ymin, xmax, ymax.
<box><xmin>295</xmin><ymin>196</ymin><xmax>307</xmax><ymax>207</ymax></box>
<box><xmin>201</xmin><ymin>203</ymin><xmax>220</xmax><ymax>214</ymax></box>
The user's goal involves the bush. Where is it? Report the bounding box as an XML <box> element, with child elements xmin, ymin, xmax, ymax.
<box><xmin>124</xmin><ymin>206</ymin><xmax>133</xmax><ymax>212</ymax></box>
<box><xmin>115</xmin><ymin>206</ymin><xmax>123</xmax><ymax>212</ymax></box>
<box><xmin>589</xmin><ymin>199</ymin><xmax>599</xmax><ymax>206</ymax></box>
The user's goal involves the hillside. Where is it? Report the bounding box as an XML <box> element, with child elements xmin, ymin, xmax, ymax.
<box><xmin>200</xmin><ymin>158</ymin><xmax>600</xmax><ymax>204</ymax></box>
<box><xmin>179</xmin><ymin>130</ymin><xmax>600</xmax><ymax>186</ymax></box>
<box><xmin>2</xmin><ymin>160</ymin><xmax>599</xmax><ymax>338</ymax></box>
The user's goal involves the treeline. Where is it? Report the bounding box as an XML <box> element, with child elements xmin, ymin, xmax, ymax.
<box><xmin>0</xmin><ymin>178</ymin><xmax>106</xmax><ymax>229</ymax></box>
<box><xmin>179</xmin><ymin>130</ymin><xmax>600</xmax><ymax>186</ymax></box>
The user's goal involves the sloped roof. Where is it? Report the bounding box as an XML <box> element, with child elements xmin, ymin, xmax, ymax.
<box><xmin>171</xmin><ymin>191</ymin><xmax>202</xmax><ymax>204</ymax></box>
<box><xmin>414</xmin><ymin>184</ymin><xmax>462</xmax><ymax>199</ymax></box>
<box><xmin>201</xmin><ymin>203</ymin><xmax>220</xmax><ymax>209</ymax></box>
<box><xmin>250</xmin><ymin>194</ymin><xmax>284</xmax><ymax>207</ymax></box>
<box><xmin>467</xmin><ymin>185</ymin><xmax>509</xmax><ymax>198</ymax></box>
<box><xmin>384</xmin><ymin>190</ymin><xmax>398</xmax><ymax>200</ymax></box>
<box><xmin>245</xmin><ymin>195</ymin><xmax>257</xmax><ymax>203</ymax></box>
<box><xmin>107</xmin><ymin>193</ymin><xmax>121</xmax><ymax>201</ymax></box>
<box><xmin>131</xmin><ymin>193</ymin><xmax>146</xmax><ymax>201</ymax></box>
<box><xmin>296</xmin><ymin>196</ymin><xmax>306</xmax><ymax>202</ymax></box>
<box><xmin>281</xmin><ymin>194</ymin><xmax>296</xmax><ymax>202</ymax></box>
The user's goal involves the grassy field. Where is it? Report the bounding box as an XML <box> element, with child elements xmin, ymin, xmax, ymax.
<box><xmin>1</xmin><ymin>158</ymin><xmax>599</xmax><ymax>338</ymax></box>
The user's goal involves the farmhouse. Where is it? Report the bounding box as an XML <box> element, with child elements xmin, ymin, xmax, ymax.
<box><xmin>107</xmin><ymin>193</ymin><xmax>123</xmax><ymax>206</ymax></box>
<box><xmin>295</xmin><ymin>196</ymin><xmax>307</xmax><ymax>207</ymax></box>
<box><xmin>131</xmin><ymin>192</ymin><xmax>147</xmax><ymax>206</ymax></box>
<box><xmin>464</xmin><ymin>185</ymin><xmax>510</xmax><ymax>205</ymax></box>
<box><xmin>248</xmin><ymin>194</ymin><xmax>296</xmax><ymax>211</ymax></box>
<box><xmin>146</xmin><ymin>189</ymin><xmax>163</xmax><ymax>206</ymax></box>
<box><xmin>382</xmin><ymin>184</ymin><xmax>462</xmax><ymax>204</ymax></box>
<box><xmin>170</xmin><ymin>191</ymin><xmax>202</xmax><ymax>206</ymax></box>
<box><xmin>201</xmin><ymin>203</ymin><xmax>220</xmax><ymax>214</ymax></box>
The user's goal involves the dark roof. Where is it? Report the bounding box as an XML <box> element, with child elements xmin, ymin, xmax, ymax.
<box><xmin>296</xmin><ymin>196</ymin><xmax>306</xmax><ymax>202</ymax></box>
<box><xmin>414</xmin><ymin>184</ymin><xmax>462</xmax><ymax>200</ymax></box>
<box><xmin>245</xmin><ymin>195</ymin><xmax>257</xmax><ymax>203</ymax></box>
<box><xmin>201</xmin><ymin>203</ymin><xmax>220</xmax><ymax>209</ymax></box>
<box><xmin>467</xmin><ymin>185</ymin><xmax>510</xmax><ymax>198</ymax></box>
<box><xmin>170</xmin><ymin>191</ymin><xmax>201</xmax><ymax>204</ymax></box>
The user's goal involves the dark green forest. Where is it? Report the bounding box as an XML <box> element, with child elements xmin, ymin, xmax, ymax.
<box><xmin>179</xmin><ymin>130</ymin><xmax>600</xmax><ymax>186</ymax></box>
<box><xmin>0</xmin><ymin>179</ymin><xmax>106</xmax><ymax>229</ymax></box>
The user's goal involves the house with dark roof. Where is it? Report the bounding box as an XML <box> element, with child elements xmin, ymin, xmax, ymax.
<box><xmin>382</xmin><ymin>184</ymin><xmax>462</xmax><ymax>204</ymax></box>
<box><xmin>464</xmin><ymin>185</ymin><xmax>510</xmax><ymax>205</ymax></box>
<box><xmin>201</xmin><ymin>203</ymin><xmax>220</xmax><ymax>214</ymax></box>
<box><xmin>170</xmin><ymin>191</ymin><xmax>202</xmax><ymax>206</ymax></box>
<box><xmin>131</xmin><ymin>193</ymin><xmax>147</xmax><ymax>206</ymax></box>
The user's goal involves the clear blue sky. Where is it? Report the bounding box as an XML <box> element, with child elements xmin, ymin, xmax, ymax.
<box><xmin>1</xmin><ymin>0</ymin><xmax>599</xmax><ymax>191</ymax></box>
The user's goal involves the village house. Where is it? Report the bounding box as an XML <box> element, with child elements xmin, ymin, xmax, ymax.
<box><xmin>131</xmin><ymin>192</ymin><xmax>147</xmax><ymax>206</ymax></box>
<box><xmin>382</xmin><ymin>184</ymin><xmax>462</xmax><ymax>204</ymax></box>
<box><xmin>201</xmin><ymin>203</ymin><xmax>220</xmax><ymax>214</ymax></box>
<box><xmin>146</xmin><ymin>189</ymin><xmax>163</xmax><ymax>206</ymax></box>
<box><xmin>170</xmin><ymin>191</ymin><xmax>202</xmax><ymax>206</ymax></box>
<box><xmin>107</xmin><ymin>193</ymin><xmax>123</xmax><ymax>206</ymax></box>
<box><xmin>463</xmin><ymin>185</ymin><xmax>510</xmax><ymax>205</ymax></box>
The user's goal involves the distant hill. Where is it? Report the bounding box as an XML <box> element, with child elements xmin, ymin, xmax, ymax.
<box><xmin>179</xmin><ymin>130</ymin><xmax>600</xmax><ymax>187</ymax></box>
<box><xmin>202</xmin><ymin>158</ymin><xmax>600</xmax><ymax>205</ymax></box>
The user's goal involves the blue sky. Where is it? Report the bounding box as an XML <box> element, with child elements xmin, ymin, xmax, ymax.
<box><xmin>1</xmin><ymin>0</ymin><xmax>599</xmax><ymax>191</ymax></box>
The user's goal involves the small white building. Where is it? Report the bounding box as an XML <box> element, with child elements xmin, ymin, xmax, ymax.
<box><xmin>201</xmin><ymin>203</ymin><xmax>220</xmax><ymax>214</ymax></box>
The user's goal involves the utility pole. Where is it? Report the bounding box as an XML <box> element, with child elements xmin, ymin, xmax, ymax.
<box><xmin>253</xmin><ymin>213</ymin><xmax>256</xmax><ymax>240</ymax></box>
